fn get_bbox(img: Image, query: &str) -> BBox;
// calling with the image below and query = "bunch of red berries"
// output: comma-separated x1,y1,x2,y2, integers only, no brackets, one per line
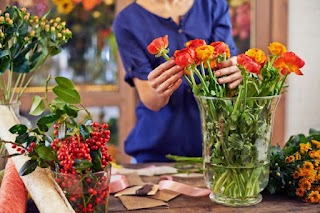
51,121,112,213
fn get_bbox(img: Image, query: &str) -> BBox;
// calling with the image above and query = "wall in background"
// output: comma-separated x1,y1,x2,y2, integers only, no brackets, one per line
286,0,320,139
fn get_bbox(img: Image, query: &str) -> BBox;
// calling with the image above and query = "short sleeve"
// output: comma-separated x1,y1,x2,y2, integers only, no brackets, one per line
113,13,152,87
212,0,238,56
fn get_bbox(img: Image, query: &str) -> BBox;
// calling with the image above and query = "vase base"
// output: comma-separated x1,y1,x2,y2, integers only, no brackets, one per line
209,192,262,207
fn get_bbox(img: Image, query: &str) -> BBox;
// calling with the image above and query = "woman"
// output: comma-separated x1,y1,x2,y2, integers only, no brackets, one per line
113,0,242,162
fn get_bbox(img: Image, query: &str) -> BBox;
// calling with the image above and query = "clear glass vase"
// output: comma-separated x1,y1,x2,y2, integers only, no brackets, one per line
53,163,112,213
195,95,281,207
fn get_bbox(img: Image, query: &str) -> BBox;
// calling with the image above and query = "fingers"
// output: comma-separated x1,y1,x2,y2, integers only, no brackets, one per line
148,60,184,97
215,56,242,88
148,59,176,80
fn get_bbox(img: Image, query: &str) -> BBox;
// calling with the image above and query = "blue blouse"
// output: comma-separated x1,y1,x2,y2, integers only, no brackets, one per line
113,0,238,162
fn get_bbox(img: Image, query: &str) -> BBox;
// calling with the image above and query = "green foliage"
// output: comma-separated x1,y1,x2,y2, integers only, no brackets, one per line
0,5,72,104
6,76,94,176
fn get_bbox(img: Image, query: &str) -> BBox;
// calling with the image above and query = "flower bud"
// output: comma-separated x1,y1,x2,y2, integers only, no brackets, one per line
0,17,3,22
5,13,9,18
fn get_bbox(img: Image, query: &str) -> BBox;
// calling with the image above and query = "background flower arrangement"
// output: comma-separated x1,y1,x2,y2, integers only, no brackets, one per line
0,5,72,104
147,35,305,205
268,129,320,204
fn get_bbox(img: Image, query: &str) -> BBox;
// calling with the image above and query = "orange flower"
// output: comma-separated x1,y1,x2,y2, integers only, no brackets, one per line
82,0,102,11
293,171,300,179
173,48,196,69
237,54,261,74
273,52,305,75
268,42,287,55
300,142,312,154
308,191,320,203
195,45,214,62
210,41,230,58
295,188,305,197
311,140,320,149
303,161,314,171
285,155,295,163
245,48,267,65
299,179,312,190
147,35,169,55
185,39,206,50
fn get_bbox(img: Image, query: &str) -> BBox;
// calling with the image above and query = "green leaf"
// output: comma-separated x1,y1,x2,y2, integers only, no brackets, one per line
55,76,75,89
64,104,79,118
19,159,38,176
37,146,56,161
0,56,11,74
37,113,59,125
74,159,92,171
15,132,29,144
52,86,80,104
79,124,90,140
9,124,28,134
29,96,45,116
90,150,102,171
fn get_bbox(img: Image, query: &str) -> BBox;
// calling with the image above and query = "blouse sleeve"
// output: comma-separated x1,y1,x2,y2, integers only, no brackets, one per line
113,13,152,87
212,0,238,56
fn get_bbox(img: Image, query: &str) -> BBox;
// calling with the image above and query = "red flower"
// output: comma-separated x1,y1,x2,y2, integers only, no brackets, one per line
185,39,206,50
210,41,230,58
237,54,261,74
173,48,196,69
273,52,305,75
147,35,169,55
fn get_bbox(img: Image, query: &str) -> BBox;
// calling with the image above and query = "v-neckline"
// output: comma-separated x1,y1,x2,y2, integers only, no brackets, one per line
133,1,195,26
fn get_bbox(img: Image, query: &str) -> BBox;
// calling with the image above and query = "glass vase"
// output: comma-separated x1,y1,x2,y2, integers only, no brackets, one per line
53,164,112,213
195,95,281,207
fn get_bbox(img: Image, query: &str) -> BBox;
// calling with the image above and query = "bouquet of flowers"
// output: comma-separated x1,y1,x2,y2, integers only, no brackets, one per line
268,129,320,204
1,76,113,212
0,5,72,104
147,35,305,205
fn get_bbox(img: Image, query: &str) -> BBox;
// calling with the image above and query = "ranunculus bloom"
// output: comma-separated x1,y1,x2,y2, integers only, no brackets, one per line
273,52,305,75
210,41,230,58
174,48,196,69
195,45,214,62
185,39,206,50
268,42,287,55
237,54,261,74
147,35,169,55
245,48,267,65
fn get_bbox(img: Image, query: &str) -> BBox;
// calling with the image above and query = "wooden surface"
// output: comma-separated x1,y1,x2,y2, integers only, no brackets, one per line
108,164,319,213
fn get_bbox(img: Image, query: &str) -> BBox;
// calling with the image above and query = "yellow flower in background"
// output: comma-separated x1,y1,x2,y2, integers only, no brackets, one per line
303,161,314,171
53,0,74,14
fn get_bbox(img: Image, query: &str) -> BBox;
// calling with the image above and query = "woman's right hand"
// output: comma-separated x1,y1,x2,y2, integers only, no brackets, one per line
133,59,184,111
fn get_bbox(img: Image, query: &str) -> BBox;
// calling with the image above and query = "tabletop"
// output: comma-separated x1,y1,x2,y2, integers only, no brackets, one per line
108,163,319,213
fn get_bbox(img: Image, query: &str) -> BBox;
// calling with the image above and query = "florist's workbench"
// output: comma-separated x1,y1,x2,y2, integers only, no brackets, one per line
108,163,319,213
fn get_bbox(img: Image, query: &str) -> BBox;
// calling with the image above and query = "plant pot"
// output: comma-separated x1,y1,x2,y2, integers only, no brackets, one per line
53,164,112,213
195,95,281,206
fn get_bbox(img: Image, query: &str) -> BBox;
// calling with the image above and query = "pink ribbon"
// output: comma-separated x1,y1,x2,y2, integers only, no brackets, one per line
109,175,129,193
159,180,211,197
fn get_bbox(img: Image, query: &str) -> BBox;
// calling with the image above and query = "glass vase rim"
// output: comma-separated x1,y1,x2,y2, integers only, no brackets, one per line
52,163,112,177
194,94,282,100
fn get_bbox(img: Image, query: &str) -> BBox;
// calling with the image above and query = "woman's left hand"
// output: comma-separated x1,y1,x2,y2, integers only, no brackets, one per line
214,56,242,89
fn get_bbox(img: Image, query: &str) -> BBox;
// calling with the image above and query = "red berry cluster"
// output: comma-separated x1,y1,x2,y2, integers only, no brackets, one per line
51,122,112,212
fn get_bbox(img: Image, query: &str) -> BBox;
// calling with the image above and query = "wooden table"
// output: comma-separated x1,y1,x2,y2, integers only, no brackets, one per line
108,164,319,213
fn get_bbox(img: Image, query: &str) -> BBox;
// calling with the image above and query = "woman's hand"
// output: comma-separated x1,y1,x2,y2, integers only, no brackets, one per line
133,59,184,111
148,59,184,97
214,56,242,89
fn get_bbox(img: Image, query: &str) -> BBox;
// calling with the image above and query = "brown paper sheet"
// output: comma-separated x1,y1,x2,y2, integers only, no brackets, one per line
119,196,168,210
